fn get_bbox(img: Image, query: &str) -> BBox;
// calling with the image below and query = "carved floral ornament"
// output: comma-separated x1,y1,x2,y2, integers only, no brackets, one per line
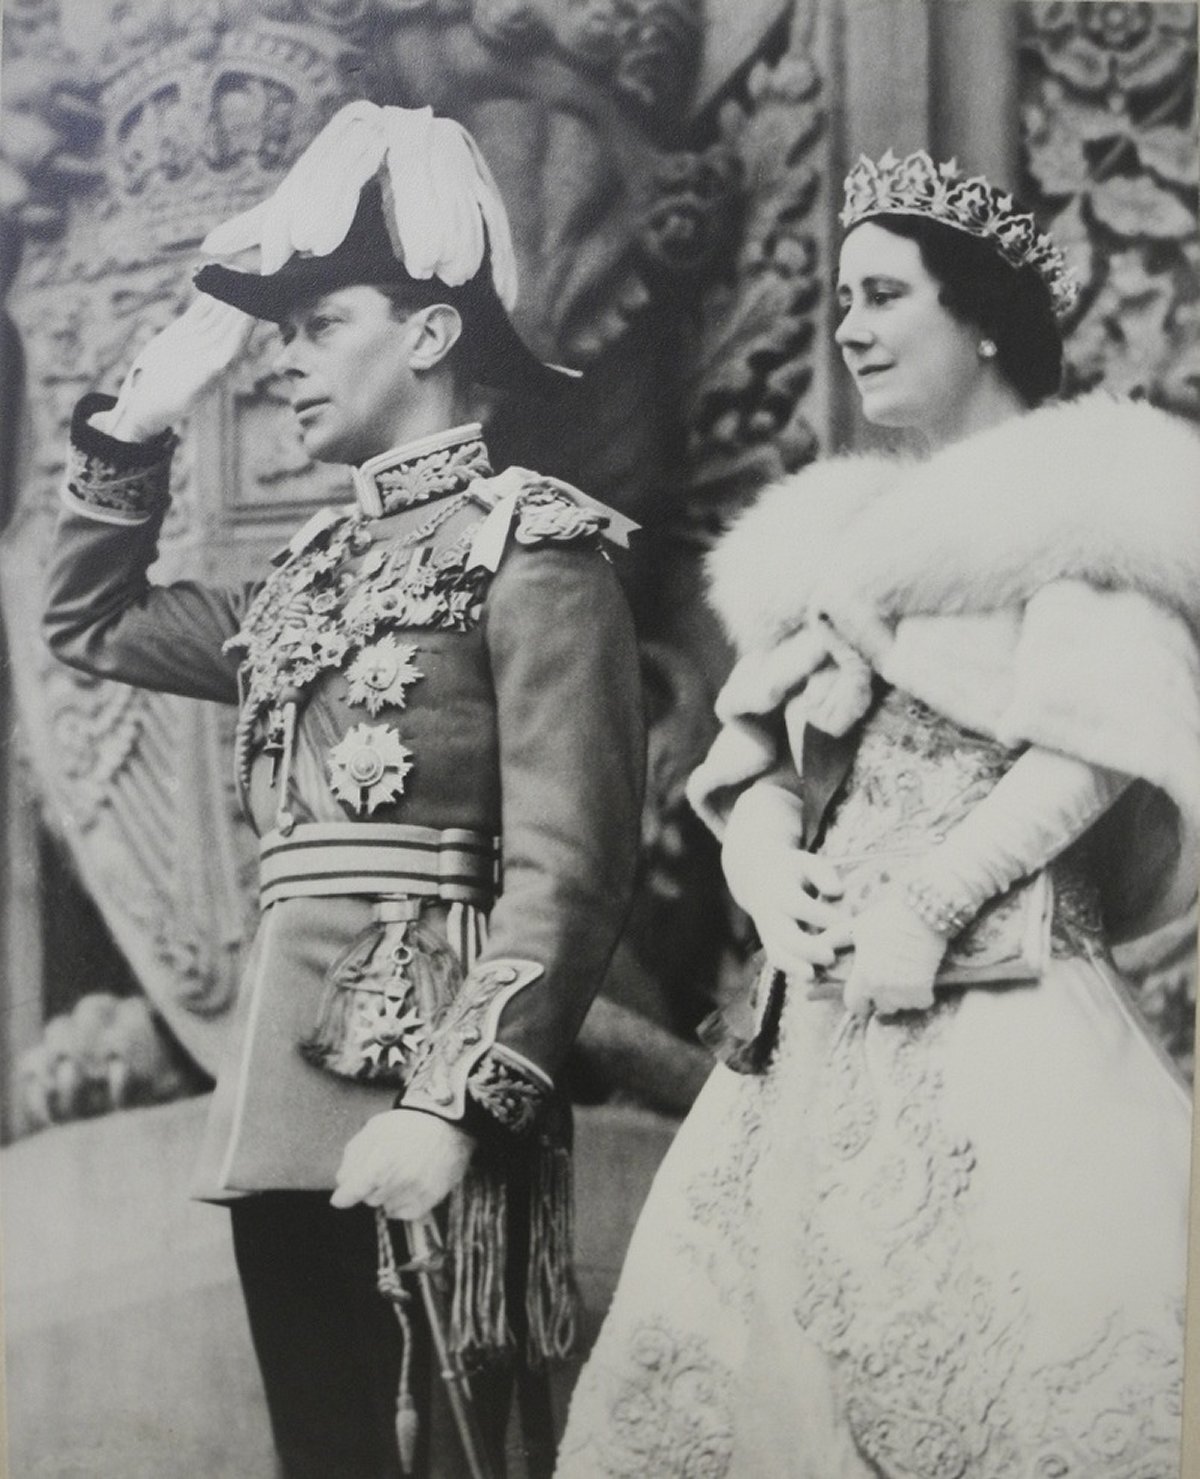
1026,1,1196,92
1016,2,1200,1058
1019,2,1199,415
681,38,827,511
78,0,702,124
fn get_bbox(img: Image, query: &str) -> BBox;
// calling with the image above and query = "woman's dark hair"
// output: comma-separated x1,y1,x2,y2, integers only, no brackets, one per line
850,212,1064,407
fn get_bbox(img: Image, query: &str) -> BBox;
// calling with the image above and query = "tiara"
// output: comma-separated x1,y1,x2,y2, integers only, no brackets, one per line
840,150,1079,319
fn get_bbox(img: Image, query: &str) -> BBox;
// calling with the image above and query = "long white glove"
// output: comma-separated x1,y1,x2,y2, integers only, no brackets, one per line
843,893,946,1017
721,779,852,978
90,296,255,443
844,747,1131,1017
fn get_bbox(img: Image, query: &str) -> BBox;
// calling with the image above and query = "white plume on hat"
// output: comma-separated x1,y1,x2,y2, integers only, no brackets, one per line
200,101,520,311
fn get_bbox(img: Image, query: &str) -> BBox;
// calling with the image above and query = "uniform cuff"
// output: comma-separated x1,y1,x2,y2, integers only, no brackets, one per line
63,393,176,526
399,958,545,1125
466,1044,554,1136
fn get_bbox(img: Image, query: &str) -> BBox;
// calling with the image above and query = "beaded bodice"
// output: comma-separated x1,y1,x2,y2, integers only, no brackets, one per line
820,689,1017,858
820,689,1107,958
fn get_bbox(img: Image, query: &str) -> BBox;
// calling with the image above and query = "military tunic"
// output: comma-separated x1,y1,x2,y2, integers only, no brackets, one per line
44,398,646,1370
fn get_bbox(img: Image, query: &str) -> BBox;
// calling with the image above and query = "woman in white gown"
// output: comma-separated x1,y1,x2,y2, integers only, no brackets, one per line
556,151,1200,1478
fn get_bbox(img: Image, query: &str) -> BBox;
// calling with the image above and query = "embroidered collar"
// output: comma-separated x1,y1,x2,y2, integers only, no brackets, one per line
351,423,492,518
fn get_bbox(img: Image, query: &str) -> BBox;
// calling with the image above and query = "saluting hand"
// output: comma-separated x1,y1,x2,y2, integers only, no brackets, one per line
95,295,255,442
330,1107,475,1221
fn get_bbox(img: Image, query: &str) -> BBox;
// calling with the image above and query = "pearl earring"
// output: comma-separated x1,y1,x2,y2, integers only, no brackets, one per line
978,338,998,360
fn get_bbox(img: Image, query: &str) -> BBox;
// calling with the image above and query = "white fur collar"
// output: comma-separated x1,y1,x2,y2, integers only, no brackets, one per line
707,393,1200,655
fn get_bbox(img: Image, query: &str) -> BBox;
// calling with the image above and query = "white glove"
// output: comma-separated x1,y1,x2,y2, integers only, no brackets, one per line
722,781,852,978
845,748,1131,1018
330,1107,475,1220
92,295,255,442
907,748,1130,924
843,890,947,1018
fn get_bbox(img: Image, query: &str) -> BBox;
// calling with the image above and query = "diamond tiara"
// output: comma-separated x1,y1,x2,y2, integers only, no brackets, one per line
840,150,1079,320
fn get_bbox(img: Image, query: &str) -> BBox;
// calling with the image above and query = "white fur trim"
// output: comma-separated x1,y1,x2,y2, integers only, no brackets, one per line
697,394,1200,928
708,394,1200,652
706,456,893,652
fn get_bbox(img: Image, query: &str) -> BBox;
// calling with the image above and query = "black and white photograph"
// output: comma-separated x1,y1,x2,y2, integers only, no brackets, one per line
1,1,1198,1475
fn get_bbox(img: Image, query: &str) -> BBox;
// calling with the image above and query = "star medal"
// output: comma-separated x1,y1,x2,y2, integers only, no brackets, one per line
328,723,414,814
345,637,423,716
362,992,425,1075
361,934,427,1074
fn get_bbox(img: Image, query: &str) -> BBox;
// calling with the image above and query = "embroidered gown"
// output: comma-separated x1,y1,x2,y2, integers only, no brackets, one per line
556,689,1190,1479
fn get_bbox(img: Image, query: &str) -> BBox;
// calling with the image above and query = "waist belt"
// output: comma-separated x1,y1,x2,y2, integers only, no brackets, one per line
259,822,500,910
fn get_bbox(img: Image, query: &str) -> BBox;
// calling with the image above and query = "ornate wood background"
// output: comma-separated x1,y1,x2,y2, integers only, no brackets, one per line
1,0,1196,1134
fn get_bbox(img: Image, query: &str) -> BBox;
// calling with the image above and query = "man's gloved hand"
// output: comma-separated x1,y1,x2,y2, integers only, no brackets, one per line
843,889,948,1018
92,295,255,442
722,781,852,980
330,1107,475,1220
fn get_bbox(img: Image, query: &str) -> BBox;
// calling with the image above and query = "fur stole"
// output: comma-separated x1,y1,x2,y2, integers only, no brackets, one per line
691,393,1200,934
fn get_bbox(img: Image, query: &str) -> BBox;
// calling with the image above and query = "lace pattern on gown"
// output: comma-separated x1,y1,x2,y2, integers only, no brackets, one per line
558,688,1182,1479
674,1071,770,1315
554,1070,761,1476
817,691,1017,859
776,995,1183,1478
769,694,1180,1477
821,691,1106,962
579,1322,736,1478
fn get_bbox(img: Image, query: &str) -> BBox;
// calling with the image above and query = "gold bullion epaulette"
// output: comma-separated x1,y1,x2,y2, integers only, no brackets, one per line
465,467,639,572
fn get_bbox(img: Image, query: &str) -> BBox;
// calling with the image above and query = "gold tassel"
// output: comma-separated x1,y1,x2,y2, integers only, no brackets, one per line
393,1318,420,1476
447,1160,515,1364
525,1104,581,1366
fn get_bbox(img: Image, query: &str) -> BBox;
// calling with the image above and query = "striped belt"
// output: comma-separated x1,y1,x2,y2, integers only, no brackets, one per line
259,822,500,910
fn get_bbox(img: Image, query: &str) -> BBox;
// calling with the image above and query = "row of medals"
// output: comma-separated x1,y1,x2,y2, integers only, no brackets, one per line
226,490,486,816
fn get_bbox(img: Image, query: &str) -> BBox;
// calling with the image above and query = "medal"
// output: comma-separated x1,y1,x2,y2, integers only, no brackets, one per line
345,637,424,715
328,723,414,814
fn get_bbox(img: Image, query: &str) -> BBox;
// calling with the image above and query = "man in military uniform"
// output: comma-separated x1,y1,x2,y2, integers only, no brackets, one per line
44,102,645,1479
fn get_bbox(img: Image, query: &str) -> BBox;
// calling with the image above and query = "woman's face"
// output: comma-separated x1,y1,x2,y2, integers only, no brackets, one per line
835,222,990,441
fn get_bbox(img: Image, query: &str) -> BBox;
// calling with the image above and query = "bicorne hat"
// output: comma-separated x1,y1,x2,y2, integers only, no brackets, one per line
194,102,578,400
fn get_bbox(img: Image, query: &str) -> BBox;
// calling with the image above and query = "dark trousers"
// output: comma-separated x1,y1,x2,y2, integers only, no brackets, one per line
230,1192,516,1479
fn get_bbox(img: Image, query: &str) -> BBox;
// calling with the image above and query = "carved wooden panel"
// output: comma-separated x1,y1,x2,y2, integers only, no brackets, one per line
1017,0,1198,1065
1019,1,1200,416
1,5,356,1070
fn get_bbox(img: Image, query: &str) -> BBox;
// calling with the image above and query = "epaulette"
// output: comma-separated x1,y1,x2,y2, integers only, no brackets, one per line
513,479,608,548
466,467,638,572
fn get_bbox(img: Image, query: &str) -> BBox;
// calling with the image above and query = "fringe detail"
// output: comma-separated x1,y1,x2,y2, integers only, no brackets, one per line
444,1100,582,1370
525,1105,581,1366
448,1159,515,1364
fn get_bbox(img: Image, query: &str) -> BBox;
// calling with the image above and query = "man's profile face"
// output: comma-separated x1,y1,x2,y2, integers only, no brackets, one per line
273,285,417,466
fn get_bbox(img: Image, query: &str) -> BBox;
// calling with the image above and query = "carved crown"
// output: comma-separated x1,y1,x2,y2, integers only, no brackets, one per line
99,18,350,254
